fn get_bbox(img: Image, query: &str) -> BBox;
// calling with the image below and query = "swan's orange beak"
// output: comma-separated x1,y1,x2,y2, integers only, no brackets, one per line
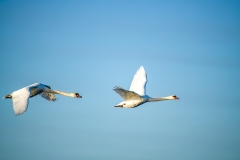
173,95,179,100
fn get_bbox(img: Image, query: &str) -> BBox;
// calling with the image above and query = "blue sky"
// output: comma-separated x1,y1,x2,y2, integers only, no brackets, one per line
0,0,240,159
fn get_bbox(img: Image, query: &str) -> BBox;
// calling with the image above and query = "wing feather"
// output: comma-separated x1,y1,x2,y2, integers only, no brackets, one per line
12,88,30,115
113,86,141,100
129,66,147,96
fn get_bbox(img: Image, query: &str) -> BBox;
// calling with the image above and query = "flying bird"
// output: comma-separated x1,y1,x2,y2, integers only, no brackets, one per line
113,66,179,108
3,83,82,115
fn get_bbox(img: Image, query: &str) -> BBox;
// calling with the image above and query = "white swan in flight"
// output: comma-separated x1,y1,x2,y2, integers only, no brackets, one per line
3,83,82,115
113,66,179,108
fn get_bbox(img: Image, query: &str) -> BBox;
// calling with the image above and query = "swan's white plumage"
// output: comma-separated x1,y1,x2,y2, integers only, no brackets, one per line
4,83,81,115
113,66,179,108
10,83,56,115
12,87,30,115
129,66,147,96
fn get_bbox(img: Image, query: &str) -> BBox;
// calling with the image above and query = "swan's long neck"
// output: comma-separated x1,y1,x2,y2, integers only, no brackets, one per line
44,89,74,97
147,96,173,102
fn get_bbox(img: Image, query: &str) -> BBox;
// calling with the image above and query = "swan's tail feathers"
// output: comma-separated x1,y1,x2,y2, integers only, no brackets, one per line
114,105,123,108
3,95,12,99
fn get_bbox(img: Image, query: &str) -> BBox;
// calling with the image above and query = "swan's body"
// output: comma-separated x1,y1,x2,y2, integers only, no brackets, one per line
113,66,179,108
3,83,82,115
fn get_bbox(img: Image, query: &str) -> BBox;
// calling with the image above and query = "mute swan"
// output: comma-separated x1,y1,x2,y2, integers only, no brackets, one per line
3,83,82,115
113,66,179,108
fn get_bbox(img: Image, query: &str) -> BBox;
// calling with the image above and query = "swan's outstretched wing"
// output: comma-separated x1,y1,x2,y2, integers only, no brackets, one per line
40,92,57,101
12,88,31,115
129,66,147,96
113,86,142,100
28,83,57,101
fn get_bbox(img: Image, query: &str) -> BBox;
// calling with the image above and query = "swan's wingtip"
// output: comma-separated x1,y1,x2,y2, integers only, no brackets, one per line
113,86,122,90
52,98,59,102
138,66,145,72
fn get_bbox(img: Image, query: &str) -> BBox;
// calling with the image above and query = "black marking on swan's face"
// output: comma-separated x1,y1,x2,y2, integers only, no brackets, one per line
172,95,179,100
75,93,82,98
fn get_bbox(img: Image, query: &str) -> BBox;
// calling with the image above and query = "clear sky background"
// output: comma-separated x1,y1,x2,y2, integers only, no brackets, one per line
0,0,240,160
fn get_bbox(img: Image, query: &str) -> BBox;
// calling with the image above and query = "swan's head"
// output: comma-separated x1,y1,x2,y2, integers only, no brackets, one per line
171,95,179,100
164,95,179,100
72,93,82,98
